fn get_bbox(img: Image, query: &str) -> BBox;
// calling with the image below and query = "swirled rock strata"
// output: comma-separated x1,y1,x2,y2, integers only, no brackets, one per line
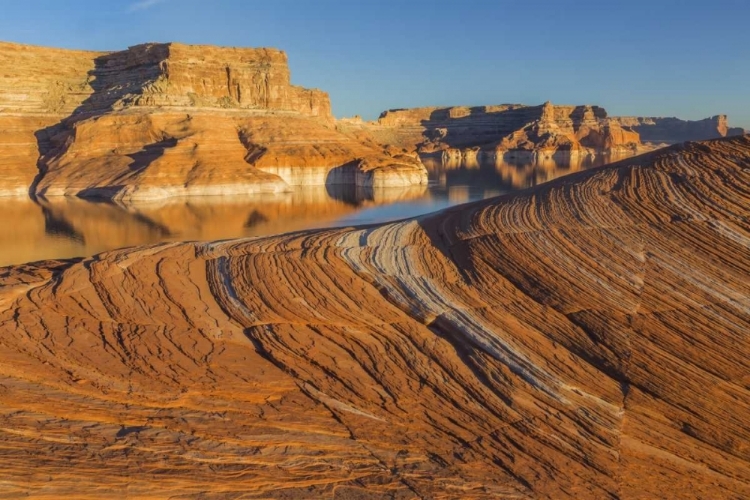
0,135,748,498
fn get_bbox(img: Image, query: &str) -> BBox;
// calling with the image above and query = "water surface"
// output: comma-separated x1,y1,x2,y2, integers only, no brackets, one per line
0,153,626,266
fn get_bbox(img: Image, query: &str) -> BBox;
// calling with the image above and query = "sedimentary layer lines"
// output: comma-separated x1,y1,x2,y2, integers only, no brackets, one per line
0,136,748,498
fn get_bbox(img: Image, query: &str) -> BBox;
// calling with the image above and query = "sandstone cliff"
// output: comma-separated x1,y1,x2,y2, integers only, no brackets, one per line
0,42,103,194
0,41,426,198
345,101,644,159
612,114,746,143
1,135,748,498
351,102,745,161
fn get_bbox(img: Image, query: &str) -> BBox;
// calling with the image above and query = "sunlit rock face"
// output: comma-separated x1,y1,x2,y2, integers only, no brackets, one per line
347,102,646,157
0,41,330,117
1,136,748,498
0,115,58,195
612,115,746,143
82,43,332,118
0,41,427,199
346,102,746,161
0,42,102,194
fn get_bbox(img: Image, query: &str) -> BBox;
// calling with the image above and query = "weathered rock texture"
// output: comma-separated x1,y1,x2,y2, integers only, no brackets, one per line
346,102,645,158
349,102,746,162
0,42,105,195
613,115,746,144
1,135,748,498
0,41,426,198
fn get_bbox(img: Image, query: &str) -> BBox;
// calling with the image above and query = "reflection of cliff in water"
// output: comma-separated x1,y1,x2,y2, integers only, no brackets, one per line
421,150,638,191
1,151,638,266
0,185,427,266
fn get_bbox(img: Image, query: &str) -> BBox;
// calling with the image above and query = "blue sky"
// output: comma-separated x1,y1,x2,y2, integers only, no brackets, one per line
2,0,748,127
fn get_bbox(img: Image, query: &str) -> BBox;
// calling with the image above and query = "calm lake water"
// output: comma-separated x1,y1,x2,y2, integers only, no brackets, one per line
0,154,622,266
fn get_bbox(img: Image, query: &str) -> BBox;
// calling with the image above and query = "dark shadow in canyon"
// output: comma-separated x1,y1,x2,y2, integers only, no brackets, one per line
325,181,375,206
30,45,175,196
418,105,537,151
126,137,178,172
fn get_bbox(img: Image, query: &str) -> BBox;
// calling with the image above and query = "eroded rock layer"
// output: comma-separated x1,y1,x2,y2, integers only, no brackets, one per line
350,102,745,162
612,115,746,144
1,136,748,498
0,41,426,198
349,102,645,157
0,41,328,118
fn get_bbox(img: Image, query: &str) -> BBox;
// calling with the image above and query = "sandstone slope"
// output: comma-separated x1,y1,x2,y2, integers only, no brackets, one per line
1,136,749,498
0,41,427,198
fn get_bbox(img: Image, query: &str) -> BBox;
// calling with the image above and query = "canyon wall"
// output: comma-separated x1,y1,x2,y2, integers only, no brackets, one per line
0,42,103,194
346,101,644,159
0,41,426,198
0,41,329,117
613,115,746,143
351,102,746,161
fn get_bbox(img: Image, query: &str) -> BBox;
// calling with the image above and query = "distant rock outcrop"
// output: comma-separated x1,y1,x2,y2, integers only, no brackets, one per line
612,115,745,144
0,41,426,199
1,135,748,498
348,102,745,162
348,102,644,159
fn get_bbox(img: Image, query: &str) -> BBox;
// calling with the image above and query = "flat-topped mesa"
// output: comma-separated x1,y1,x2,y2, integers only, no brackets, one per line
77,43,332,119
359,102,643,159
0,41,427,199
0,41,331,119
612,114,746,144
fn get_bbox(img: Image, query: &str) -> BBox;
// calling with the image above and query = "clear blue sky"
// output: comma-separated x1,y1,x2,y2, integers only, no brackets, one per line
2,0,748,127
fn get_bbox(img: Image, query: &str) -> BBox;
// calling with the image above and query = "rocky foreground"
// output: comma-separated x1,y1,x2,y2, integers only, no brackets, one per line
0,135,748,498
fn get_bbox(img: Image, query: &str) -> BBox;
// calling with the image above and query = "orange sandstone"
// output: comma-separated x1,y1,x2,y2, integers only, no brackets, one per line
0,136,748,498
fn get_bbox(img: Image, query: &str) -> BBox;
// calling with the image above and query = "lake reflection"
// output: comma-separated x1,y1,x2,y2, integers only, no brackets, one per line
0,152,633,266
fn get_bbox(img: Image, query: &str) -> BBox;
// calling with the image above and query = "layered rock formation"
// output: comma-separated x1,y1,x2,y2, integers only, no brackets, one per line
613,115,746,144
348,102,746,162
345,102,645,159
1,135,748,498
0,42,104,195
0,41,426,198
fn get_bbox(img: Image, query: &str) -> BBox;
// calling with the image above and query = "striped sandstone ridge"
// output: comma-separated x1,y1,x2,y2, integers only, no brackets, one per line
0,41,426,198
1,136,749,498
